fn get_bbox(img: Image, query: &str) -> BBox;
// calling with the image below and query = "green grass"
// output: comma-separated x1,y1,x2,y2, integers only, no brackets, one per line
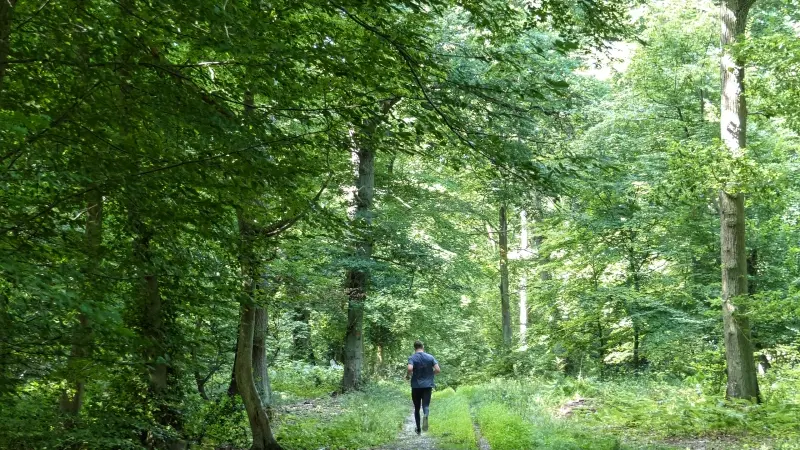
461,380,641,449
429,388,478,449
275,382,408,450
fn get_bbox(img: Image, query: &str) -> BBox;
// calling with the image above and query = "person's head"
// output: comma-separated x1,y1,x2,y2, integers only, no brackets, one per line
414,340,424,351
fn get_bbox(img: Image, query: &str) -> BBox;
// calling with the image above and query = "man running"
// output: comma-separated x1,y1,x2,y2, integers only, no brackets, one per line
406,340,440,435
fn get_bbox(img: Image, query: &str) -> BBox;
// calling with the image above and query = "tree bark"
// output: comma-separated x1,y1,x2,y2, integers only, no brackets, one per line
719,0,760,402
499,205,512,347
253,306,272,408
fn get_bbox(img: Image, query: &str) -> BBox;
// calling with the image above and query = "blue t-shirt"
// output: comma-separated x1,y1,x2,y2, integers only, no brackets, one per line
408,352,438,389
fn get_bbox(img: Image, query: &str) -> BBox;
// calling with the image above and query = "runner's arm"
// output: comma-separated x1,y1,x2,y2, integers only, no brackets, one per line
406,363,413,379
433,364,441,374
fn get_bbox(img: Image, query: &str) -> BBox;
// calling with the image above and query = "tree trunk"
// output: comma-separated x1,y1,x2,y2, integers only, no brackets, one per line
253,306,272,408
519,210,528,346
719,0,760,402
596,321,606,363
291,307,314,362
236,212,281,450
61,190,103,416
719,192,760,401
134,231,168,394
341,99,397,392
227,334,239,397
0,0,16,95
0,288,10,397
342,144,374,392
235,304,281,450
499,205,512,347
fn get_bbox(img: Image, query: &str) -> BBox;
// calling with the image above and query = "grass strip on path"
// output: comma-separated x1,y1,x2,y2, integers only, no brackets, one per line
428,388,479,449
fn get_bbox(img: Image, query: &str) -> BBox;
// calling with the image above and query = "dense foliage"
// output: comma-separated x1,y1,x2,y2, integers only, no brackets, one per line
1,0,799,449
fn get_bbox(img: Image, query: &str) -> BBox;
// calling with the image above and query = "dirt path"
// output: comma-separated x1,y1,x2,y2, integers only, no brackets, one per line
373,413,438,450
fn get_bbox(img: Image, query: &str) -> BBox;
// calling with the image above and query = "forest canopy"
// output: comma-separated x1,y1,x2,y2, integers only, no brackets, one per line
1,0,799,449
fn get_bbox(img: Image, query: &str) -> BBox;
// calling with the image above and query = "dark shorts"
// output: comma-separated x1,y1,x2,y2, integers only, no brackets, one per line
411,387,432,408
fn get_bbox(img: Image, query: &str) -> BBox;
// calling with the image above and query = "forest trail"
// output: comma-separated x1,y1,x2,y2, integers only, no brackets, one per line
373,412,439,450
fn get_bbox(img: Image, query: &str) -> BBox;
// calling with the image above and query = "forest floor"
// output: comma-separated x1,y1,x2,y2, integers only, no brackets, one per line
271,378,799,450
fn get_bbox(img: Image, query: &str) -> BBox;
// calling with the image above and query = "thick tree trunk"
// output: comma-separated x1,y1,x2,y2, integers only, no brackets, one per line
61,190,103,416
719,192,760,401
341,100,397,392
342,144,374,392
236,212,280,450
253,306,272,408
719,0,760,402
499,205,512,347
0,0,16,95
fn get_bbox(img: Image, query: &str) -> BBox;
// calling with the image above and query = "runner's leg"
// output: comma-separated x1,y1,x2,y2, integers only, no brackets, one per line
421,387,432,431
421,387,432,417
411,388,422,432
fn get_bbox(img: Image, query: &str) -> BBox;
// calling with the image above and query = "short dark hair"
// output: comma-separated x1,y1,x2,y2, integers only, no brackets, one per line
414,340,424,350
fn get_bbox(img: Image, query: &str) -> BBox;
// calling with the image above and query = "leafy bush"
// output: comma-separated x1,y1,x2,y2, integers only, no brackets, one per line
271,361,342,401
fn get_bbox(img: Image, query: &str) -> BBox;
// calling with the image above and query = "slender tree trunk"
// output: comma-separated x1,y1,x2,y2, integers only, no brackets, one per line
253,306,272,408
630,268,642,371
291,307,314,362
719,0,760,402
61,190,103,416
0,288,10,397
227,334,240,397
60,0,99,418
519,211,528,346
236,211,280,450
596,320,606,377
235,305,281,450
0,0,16,95
499,205,512,347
